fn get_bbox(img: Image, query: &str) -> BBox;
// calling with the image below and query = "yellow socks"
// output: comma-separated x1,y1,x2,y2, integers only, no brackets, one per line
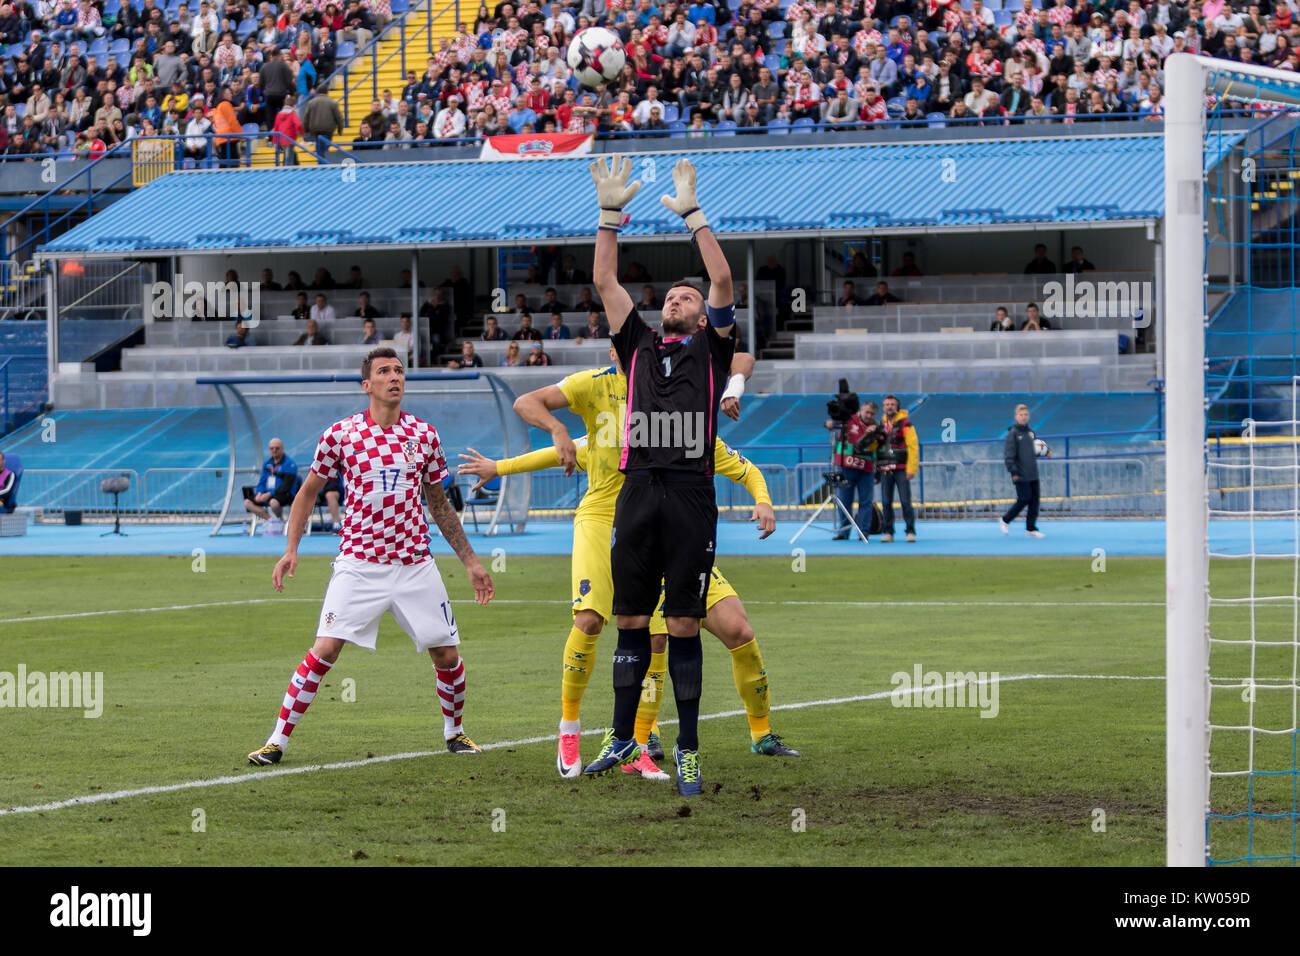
730,639,771,743
633,650,667,746
560,625,599,725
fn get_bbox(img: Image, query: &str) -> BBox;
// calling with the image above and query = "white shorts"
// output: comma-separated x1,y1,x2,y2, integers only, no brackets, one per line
317,554,460,652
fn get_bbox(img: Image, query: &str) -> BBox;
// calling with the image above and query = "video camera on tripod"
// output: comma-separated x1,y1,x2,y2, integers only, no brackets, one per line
823,378,860,487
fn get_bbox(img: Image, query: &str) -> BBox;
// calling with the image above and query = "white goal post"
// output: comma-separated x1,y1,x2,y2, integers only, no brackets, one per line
1164,54,1300,867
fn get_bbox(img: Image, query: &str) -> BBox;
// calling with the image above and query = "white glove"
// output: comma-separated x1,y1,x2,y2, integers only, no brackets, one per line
659,158,708,234
590,154,642,230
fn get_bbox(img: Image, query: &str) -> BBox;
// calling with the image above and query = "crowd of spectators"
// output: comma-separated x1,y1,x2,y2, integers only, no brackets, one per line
0,0,391,159
341,0,1295,149
0,0,1289,161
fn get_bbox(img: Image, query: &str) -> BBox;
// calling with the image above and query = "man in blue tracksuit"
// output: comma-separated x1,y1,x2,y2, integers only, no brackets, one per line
1000,403,1044,538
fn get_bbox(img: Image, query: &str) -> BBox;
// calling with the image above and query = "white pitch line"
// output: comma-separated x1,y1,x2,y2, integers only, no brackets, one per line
0,598,1163,625
0,673,1163,818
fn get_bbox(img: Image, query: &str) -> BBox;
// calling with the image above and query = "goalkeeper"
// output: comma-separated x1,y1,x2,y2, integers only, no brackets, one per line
458,350,800,781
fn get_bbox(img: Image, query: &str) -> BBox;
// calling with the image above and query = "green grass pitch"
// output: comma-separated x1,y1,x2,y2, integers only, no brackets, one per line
0,552,1289,866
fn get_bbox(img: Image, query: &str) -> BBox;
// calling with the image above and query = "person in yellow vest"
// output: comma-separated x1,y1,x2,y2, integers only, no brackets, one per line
211,87,243,167
877,394,919,542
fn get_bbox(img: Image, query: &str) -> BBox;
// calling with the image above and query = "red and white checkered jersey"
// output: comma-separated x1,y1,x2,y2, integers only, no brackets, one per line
311,409,449,565
1047,4,1073,28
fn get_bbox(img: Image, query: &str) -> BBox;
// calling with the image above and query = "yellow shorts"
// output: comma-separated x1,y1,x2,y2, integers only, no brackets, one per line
649,565,738,635
571,515,614,623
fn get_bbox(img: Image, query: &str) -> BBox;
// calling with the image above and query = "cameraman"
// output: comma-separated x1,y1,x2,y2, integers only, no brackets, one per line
877,395,918,542
832,400,882,541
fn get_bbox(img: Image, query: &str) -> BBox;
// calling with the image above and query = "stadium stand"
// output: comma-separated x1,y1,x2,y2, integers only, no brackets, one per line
0,0,1279,166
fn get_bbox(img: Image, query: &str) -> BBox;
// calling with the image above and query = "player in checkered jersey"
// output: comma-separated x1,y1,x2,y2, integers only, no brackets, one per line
247,347,495,765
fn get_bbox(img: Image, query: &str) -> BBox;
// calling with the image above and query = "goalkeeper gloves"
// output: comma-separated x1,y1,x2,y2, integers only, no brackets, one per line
659,158,708,236
590,154,642,231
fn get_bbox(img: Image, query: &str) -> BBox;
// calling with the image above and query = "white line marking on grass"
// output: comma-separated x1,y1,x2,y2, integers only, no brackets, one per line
0,598,1162,625
0,673,1164,818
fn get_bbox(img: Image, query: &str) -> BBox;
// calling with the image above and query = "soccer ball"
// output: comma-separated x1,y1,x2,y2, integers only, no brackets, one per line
1033,438,1050,458
567,28,626,88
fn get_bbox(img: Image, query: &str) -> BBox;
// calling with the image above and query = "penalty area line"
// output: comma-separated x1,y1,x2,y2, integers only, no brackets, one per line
0,598,1162,625
0,673,1162,818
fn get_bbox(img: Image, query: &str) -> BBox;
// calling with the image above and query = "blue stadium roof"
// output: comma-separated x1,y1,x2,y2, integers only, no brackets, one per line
39,133,1242,258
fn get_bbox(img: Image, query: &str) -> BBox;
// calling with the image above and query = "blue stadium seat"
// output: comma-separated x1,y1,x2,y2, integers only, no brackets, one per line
926,111,947,128
237,19,257,37
336,41,355,58
103,0,121,15
668,120,687,138
14,102,23,118
714,119,737,136
115,52,131,69
89,38,108,56
663,103,678,122
767,118,790,134
182,158,196,169
241,123,259,136
391,0,410,12
886,95,906,116
993,9,1013,26
768,21,786,38
790,117,814,133
764,53,780,74
109,38,129,54
773,38,787,55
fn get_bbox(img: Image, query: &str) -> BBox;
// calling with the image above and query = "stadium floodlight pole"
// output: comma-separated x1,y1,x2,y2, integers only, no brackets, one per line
1164,51,1211,869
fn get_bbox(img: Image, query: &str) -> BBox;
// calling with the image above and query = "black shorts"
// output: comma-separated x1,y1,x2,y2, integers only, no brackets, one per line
611,471,717,619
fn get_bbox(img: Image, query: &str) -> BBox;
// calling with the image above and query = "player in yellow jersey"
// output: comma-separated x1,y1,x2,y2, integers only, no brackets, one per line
459,349,800,779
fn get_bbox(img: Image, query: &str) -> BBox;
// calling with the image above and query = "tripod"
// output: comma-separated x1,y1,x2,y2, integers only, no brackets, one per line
790,426,869,545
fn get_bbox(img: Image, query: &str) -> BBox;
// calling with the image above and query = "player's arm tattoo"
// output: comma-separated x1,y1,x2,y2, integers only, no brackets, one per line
423,480,478,567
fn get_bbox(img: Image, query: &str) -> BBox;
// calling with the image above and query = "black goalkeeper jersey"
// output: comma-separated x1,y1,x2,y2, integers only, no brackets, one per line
612,306,736,475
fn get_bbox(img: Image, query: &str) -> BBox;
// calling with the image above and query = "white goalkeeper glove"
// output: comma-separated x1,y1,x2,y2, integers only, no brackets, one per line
590,154,642,231
659,158,708,235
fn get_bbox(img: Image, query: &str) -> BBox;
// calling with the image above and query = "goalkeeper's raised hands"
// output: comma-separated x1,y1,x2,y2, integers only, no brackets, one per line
591,154,642,230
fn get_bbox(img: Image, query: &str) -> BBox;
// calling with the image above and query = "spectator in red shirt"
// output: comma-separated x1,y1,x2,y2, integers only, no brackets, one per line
891,252,922,277
524,76,549,114
271,93,303,163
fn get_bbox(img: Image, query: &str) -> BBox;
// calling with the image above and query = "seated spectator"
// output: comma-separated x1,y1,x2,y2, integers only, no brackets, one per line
1023,243,1057,274
637,284,661,311
574,287,599,313
557,254,588,284
242,437,297,523
357,318,380,345
736,101,766,132
1020,302,1052,331
1064,246,1096,274
419,287,454,352
622,262,653,283
838,280,858,306
449,340,484,369
341,266,366,290
481,315,508,341
0,452,17,513
576,310,608,342
823,88,858,128
290,292,310,321
294,319,329,345
285,272,307,291
963,77,999,119
990,307,1015,332
640,105,669,136
892,252,923,277
225,319,257,347
499,340,524,367
525,341,552,366
259,269,281,292
310,294,336,323
545,311,571,339
847,252,877,278
393,313,415,364
513,312,543,341
311,268,337,289
354,291,380,320
863,281,900,305
541,287,568,311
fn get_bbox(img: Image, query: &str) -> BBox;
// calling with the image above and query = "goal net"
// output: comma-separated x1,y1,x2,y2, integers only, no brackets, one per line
200,371,532,536
1166,54,1300,867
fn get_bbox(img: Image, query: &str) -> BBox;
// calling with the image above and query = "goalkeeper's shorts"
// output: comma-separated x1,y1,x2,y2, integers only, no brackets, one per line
648,565,739,635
